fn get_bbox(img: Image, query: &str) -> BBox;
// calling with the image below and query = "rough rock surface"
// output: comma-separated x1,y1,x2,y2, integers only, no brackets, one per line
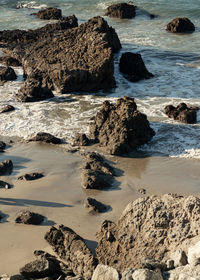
105,3,136,19
84,197,109,213
82,169,113,189
163,264,200,280
32,7,62,20
73,133,90,146
132,269,163,280
164,103,198,124
0,105,15,113
29,132,61,144
0,160,13,175
170,249,188,268
0,56,22,66
45,225,98,279
188,241,200,267
96,194,200,273
0,66,17,82
15,211,45,225
17,172,44,181
83,153,114,176
91,264,120,280
119,52,154,82
89,97,155,155
166,17,195,33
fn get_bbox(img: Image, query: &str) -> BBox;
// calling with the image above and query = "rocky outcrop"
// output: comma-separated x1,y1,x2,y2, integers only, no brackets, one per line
29,132,61,144
0,105,15,113
17,173,44,181
96,194,200,273
105,3,136,19
32,7,62,20
84,197,109,213
15,211,45,225
45,225,98,279
119,52,154,82
164,103,198,124
166,17,195,33
0,160,13,175
0,66,17,82
89,97,155,155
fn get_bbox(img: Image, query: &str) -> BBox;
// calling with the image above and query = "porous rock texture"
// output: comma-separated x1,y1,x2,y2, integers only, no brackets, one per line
0,66,17,82
89,96,155,155
105,3,136,19
96,194,200,273
164,103,198,124
15,211,45,225
166,17,195,33
32,7,62,20
45,225,98,279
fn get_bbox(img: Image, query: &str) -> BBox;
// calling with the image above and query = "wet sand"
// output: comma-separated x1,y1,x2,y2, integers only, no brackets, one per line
0,142,200,274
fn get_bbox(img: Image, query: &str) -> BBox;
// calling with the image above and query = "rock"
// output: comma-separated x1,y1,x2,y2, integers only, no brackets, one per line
17,172,44,181
170,249,188,267
166,259,175,270
0,66,17,82
45,225,98,279
29,132,61,144
92,264,120,280
0,105,15,113
73,133,90,146
0,180,12,189
132,269,163,280
15,210,45,225
141,257,167,271
188,241,200,267
0,160,13,175
138,188,146,195
10,275,25,280
163,264,200,280
82,169,112,189
119,52,154,82
84,197,109,213
105,3,136,19
121,268,135,280
0,56,22,66
164,103,197,124
0,141,6,151
32,7,62,20
83,156,114,176
89,97,155,155
96,194,200,273
166,17,195,33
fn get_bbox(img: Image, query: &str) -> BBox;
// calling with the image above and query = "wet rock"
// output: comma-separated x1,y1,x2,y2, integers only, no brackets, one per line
119,52,154,82
96,194,200,273
84,197,109,213
166,17,195,33
32,7,62,20
105,3,136,19
45,225,98,279
0,66,17,82
188,241,200,267
15,210,45,225
0,56,22,66
170,249,188,267
89,97,155,155
29,132,61,144
0,180,12,189
92,264,120,280
0,141,6,151
82,169,112,190
73,133,90,146
164,103,198,124
17,172,44,181
0,105,15,113
84,155,114,176
0,160,13,175
132,269,163,280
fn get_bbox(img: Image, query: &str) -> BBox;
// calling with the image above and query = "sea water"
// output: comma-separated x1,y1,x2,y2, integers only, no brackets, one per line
0,0,200,158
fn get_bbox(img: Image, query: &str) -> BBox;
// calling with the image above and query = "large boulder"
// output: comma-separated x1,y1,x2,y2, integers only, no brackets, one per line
166,17,195,33
0,66,17,82
32,7,62,20
105,3,136,19
119,52,154,82
45,225,98,279
89,96,155,155
164,103,198,124
96,194,200,273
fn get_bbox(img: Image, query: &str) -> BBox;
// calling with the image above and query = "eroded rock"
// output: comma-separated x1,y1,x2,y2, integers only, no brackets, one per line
84,197,109,213
0,160,13,175
17,172,44,181
82,169,112,190
164,103,198,124
0,141,6,151
0,66,17,82
105,3,136,19
166,17,195,33
15,211,45,225
83,154,114,176
29,132,61,144
73,133,90,146
32,7,62,20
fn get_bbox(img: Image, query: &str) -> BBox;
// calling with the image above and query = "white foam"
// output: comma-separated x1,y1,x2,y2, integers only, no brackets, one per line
16,1,48,9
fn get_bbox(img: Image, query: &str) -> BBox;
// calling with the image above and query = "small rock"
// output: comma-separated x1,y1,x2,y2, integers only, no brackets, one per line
82,169,112,189
132,269,163,280
84,158,114,176
29,132,61,144
0,56,22,67
166,17,195,33
0,105,15,113
188,241,200,267
32,7,62,20
105,3,136,19
15,211,45,225
0,141,6,151
0,66,17,82
18,172,44,181
138,188,146,195
0,180,12,189
84,197,109,213
73,133,90,146
92,264,120,280
164,103,197,124
0,160,13,175
171,249,188,267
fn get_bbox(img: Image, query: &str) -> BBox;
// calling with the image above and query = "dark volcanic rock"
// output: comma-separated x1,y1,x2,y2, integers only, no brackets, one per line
164,103,198,124
0,160,13,175
84,197,109,213
166,17,195,33
119,52,154,82
0,141,6,151
32,7,62,20
73,133,90,146
18,172,44,181
82,169,112,190
15,210,45,225
45,225,98,279
0,56,22,66
0,66,17,82
0,105,15,113
105,3,136,19
89,96,155,155
29,132,61,144
0,180,12,189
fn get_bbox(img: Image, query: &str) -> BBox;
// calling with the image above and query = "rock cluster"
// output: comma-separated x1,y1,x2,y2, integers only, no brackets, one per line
164,103,198,124
166,17,195,33
105,3,136,19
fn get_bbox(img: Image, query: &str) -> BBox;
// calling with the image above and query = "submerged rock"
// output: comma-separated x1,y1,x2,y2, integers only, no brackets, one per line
119,52,154,82
29,132,61,144
89,96,155,155
17,172,44,181
105,3,136,19
0,66,17,82
166,17,195,33
84,197,109,213
0,105,15,113
32,7,62,20
0,160,13,175
164,103,198,124
15,211,45,225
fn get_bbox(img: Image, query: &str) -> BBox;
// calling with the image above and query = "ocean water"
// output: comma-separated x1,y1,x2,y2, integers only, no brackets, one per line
0,0,200,158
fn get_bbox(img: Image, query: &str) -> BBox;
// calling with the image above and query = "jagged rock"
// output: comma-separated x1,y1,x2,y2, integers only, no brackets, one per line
119,52,154,82
132,269,163,280
73,133,90,146
83,155,114,176
0,56,22,66
166,17,195,33
105,3,136,19
15,210,45,225
0,105,15,113
188,241,200,267
164,103,197,124
0,160,13,175
82,169,112,189
17,172,44,181
84,197,109,213
32,7,62,20
121,268,135,280
91,264,120,280
89,97,155,155
29,132,61,144
0,141,6,151
45,225,98,279
170,249,188,267
0,66,17,82
96,194,200,273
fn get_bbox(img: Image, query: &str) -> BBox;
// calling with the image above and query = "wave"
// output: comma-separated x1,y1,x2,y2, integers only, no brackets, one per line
16,1,48,9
